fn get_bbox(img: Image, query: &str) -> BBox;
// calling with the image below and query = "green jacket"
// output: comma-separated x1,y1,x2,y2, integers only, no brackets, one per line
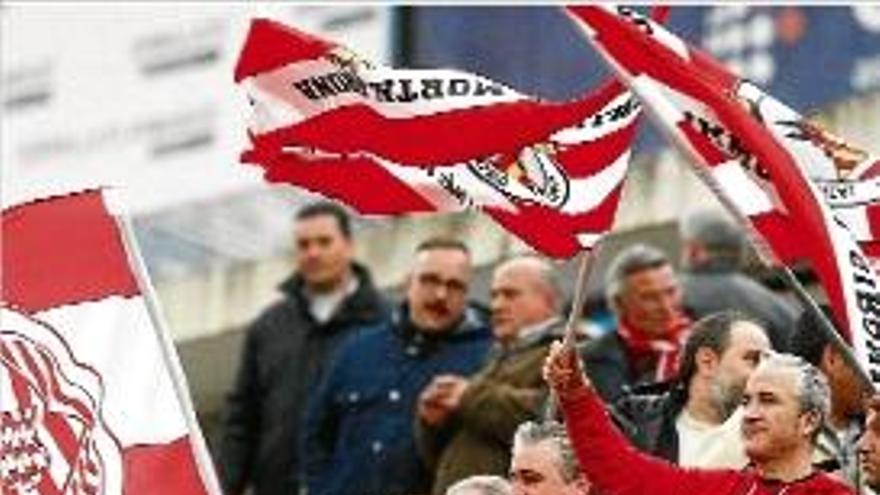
416,319,564,495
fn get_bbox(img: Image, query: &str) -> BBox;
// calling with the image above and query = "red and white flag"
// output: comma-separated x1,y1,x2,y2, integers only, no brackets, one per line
235,19,649,258
568,5,880,385
1,190,221,494
570,5,880,260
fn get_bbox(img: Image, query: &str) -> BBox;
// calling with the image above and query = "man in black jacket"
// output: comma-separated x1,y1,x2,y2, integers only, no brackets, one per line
580,244,693,403
612,311,770,468
218,201,388,495
680,210,798,351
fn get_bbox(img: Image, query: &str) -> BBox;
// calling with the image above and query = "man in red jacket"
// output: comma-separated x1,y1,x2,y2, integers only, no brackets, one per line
543,341,854,494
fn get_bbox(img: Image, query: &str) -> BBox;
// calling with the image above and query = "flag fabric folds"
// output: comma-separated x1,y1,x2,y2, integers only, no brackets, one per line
1,190,220,494
567,5,880,386
235,19,644,258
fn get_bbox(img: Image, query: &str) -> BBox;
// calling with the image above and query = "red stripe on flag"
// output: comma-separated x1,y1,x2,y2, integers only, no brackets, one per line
0,340,33,410
1,191,139,313
43,411,81,467
556,123,636,176
485,185,623,258
677,121,729,166
122,436,209,495
36,473,62,495
251,84,620,167
247,151,437,214
12,340,49,397
866,204,880,242
234,18,336,82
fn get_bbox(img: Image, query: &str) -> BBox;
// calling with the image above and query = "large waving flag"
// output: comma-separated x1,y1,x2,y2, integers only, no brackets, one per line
641,14,880,261
234,18,649,258
1,191,221,495
568,5,880,386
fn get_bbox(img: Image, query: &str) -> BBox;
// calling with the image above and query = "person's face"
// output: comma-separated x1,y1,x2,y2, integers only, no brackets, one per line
858,409,880,489
710,321,771,416
616,264,682,336
824,348,866,420
294,214,353,292
510,440,587,495
741,367,817,464
491,263,556,344
406,248,471,334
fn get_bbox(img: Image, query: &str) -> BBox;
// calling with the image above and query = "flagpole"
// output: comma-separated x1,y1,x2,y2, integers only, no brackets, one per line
569,17,875,390
620,78,876,392
546,244,602,420
642,96,874,392
563,244,602,349
106,191,225,495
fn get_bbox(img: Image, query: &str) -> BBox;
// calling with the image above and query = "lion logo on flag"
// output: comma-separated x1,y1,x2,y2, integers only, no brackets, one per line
1,307,122,495
779,118,871,179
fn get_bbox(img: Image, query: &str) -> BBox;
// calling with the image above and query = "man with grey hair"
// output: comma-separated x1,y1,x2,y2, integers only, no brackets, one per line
509,421,591,495
544,343,854,494
417,255,565,494
680,209,797,351
580,243,693,402
445,475,512,495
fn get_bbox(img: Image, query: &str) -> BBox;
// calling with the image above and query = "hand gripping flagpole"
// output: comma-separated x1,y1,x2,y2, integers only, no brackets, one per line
546,244,603,420
105,189,225,495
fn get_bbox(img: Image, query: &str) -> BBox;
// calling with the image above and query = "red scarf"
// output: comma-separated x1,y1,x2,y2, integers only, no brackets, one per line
617,313,692,382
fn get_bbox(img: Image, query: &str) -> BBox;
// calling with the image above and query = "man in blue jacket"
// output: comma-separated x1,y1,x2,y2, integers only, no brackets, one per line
302,237,492,495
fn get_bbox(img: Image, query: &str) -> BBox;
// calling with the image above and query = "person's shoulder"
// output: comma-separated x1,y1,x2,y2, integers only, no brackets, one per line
800,471,855,494
580,331,622,358
330,320,394,357
244,294,306,336
613,382,679,419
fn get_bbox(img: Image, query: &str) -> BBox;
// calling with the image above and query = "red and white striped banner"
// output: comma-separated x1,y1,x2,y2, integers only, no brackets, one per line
234,18,650,258
1,191,220,494
567,5,880,386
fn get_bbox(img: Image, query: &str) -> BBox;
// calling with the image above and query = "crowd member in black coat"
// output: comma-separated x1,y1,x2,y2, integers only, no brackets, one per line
580,244,693,403
611,311,771,468
217,201,388,495
680,210,798,351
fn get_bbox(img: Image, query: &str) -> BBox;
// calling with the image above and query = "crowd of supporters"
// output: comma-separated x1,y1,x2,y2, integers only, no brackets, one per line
215,200,879,495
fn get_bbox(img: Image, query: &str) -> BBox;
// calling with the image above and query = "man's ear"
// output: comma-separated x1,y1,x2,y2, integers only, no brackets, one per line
572,475,592,494
801,409,823,439
820,345,838,371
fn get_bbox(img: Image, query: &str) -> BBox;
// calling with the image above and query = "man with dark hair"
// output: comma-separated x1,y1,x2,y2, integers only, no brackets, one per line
790,306,868,488
218,200,388,495
302,238,491,495
613,311,771,467
580,243,693,402
545,346,854,495
680,210,798,351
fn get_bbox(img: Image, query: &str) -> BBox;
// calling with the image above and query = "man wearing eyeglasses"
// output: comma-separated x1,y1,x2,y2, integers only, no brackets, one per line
415,256,565,495
302,237,492,495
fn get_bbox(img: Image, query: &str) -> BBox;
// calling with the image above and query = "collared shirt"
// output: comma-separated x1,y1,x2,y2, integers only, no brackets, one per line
506,317,563,351
676,407,749,469
307,276,359,324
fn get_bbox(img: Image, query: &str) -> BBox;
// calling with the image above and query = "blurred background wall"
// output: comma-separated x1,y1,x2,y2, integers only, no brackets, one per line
3,4,879,451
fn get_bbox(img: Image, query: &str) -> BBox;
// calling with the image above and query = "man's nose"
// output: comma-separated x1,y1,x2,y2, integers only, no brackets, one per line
510,484,528,495
857,433,870,453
